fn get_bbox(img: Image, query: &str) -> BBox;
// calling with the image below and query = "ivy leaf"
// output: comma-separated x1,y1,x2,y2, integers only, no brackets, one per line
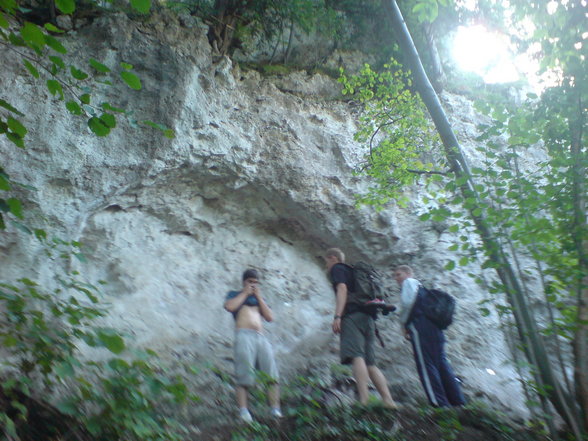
49,55,66,70
6,132,24,148
20,22,46,49
97,329,126,354
34,229,47,240
0,174,10,191
23,60,40,78
130,0,151,13
7,117,27,138
0,12,9,28
7,198,23,219
55,0,75,14
99,113,116,129
8,32,25,47
45,35,67,54
87,117,110,136
56,398,78,416
120,71,142,90
101,102,124,113
70,66,89,80
65,101,82,115
0,99,24,116
89,58,110,73
46,79,64,99
44,23,64,33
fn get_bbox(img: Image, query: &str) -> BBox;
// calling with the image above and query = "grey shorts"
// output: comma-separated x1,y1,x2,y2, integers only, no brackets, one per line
234,329,279,387
340,312,376,366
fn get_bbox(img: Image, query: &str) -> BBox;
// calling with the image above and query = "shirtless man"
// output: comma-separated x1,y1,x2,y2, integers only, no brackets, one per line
224,269,281,422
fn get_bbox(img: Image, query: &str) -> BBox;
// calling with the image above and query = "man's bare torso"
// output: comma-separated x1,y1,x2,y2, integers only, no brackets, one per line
235,304,263,332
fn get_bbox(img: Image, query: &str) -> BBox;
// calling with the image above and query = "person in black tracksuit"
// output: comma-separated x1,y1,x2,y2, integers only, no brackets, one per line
394,265,465,407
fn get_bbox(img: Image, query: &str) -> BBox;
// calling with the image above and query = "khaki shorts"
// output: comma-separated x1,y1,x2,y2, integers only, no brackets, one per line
234,329,279,387
340,312,376,365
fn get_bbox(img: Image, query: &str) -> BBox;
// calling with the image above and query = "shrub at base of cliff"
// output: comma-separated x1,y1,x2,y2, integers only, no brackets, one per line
200,374,550,441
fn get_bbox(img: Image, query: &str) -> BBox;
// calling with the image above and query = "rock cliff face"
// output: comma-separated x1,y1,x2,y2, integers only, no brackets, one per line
1,13,527,418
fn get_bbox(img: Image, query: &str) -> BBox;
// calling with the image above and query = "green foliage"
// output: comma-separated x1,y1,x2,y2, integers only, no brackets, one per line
348,0,586,436
0,0,175,232
0,238,195,440
62,354,192,441
338,60,444,207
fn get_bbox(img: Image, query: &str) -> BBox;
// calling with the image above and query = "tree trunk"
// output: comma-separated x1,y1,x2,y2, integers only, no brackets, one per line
569,90,588,432
382,0,584,437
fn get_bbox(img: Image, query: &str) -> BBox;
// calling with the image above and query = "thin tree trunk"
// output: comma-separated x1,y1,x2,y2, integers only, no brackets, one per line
569,90,588,432
382,0,584,437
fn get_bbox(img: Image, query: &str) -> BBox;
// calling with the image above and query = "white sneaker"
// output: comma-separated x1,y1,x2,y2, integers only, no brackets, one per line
239,408,253,423
270,407,283,418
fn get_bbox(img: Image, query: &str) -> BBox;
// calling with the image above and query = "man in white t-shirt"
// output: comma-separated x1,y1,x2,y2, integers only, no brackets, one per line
395,265,465,407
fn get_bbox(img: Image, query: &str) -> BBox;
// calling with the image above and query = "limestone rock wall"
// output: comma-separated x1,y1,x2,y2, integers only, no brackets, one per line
0,13,526,418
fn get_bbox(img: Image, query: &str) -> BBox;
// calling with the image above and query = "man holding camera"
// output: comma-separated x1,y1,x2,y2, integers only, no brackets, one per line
224,269,282,422
324,248,398,408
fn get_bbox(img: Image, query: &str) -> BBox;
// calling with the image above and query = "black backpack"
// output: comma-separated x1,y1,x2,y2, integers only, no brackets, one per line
344,262,396,316
348,261,384,304
418,285,456,329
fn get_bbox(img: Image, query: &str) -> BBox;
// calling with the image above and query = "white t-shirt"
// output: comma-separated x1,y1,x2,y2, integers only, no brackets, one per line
399,277,421,327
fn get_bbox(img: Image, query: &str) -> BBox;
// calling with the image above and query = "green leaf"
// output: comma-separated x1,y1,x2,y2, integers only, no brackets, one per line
0,12,9,28
120,62,133,70
80,94,91,104
459,256,469,266
65,101,82,115
444,260,456,271
87,117,110,136
89,58,111,73
46,79,64,99
55,360,76,378
97,330,126,354
49,55,66,70
8,32,25,46
0,174,10,191
45,35,67,54
120,71,142,90
101,102,124,113
130,0,151,13
100,113,116,128
70,66,88,80
6,132,24,148
23,60,40,78
7,117,27,138
0,99,23,116
20,22,46,49
56,398,78,416
7,198,23,219
55,0,75,14
44,23,64,33
163,129,175,139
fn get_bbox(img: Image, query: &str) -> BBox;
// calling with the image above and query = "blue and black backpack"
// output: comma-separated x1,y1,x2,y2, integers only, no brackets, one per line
418,286,456,329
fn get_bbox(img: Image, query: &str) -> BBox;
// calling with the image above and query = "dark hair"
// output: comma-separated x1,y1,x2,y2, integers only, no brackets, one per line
242,269,259,281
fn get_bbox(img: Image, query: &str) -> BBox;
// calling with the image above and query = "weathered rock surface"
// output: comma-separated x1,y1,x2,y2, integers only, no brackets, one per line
0,12,527,421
